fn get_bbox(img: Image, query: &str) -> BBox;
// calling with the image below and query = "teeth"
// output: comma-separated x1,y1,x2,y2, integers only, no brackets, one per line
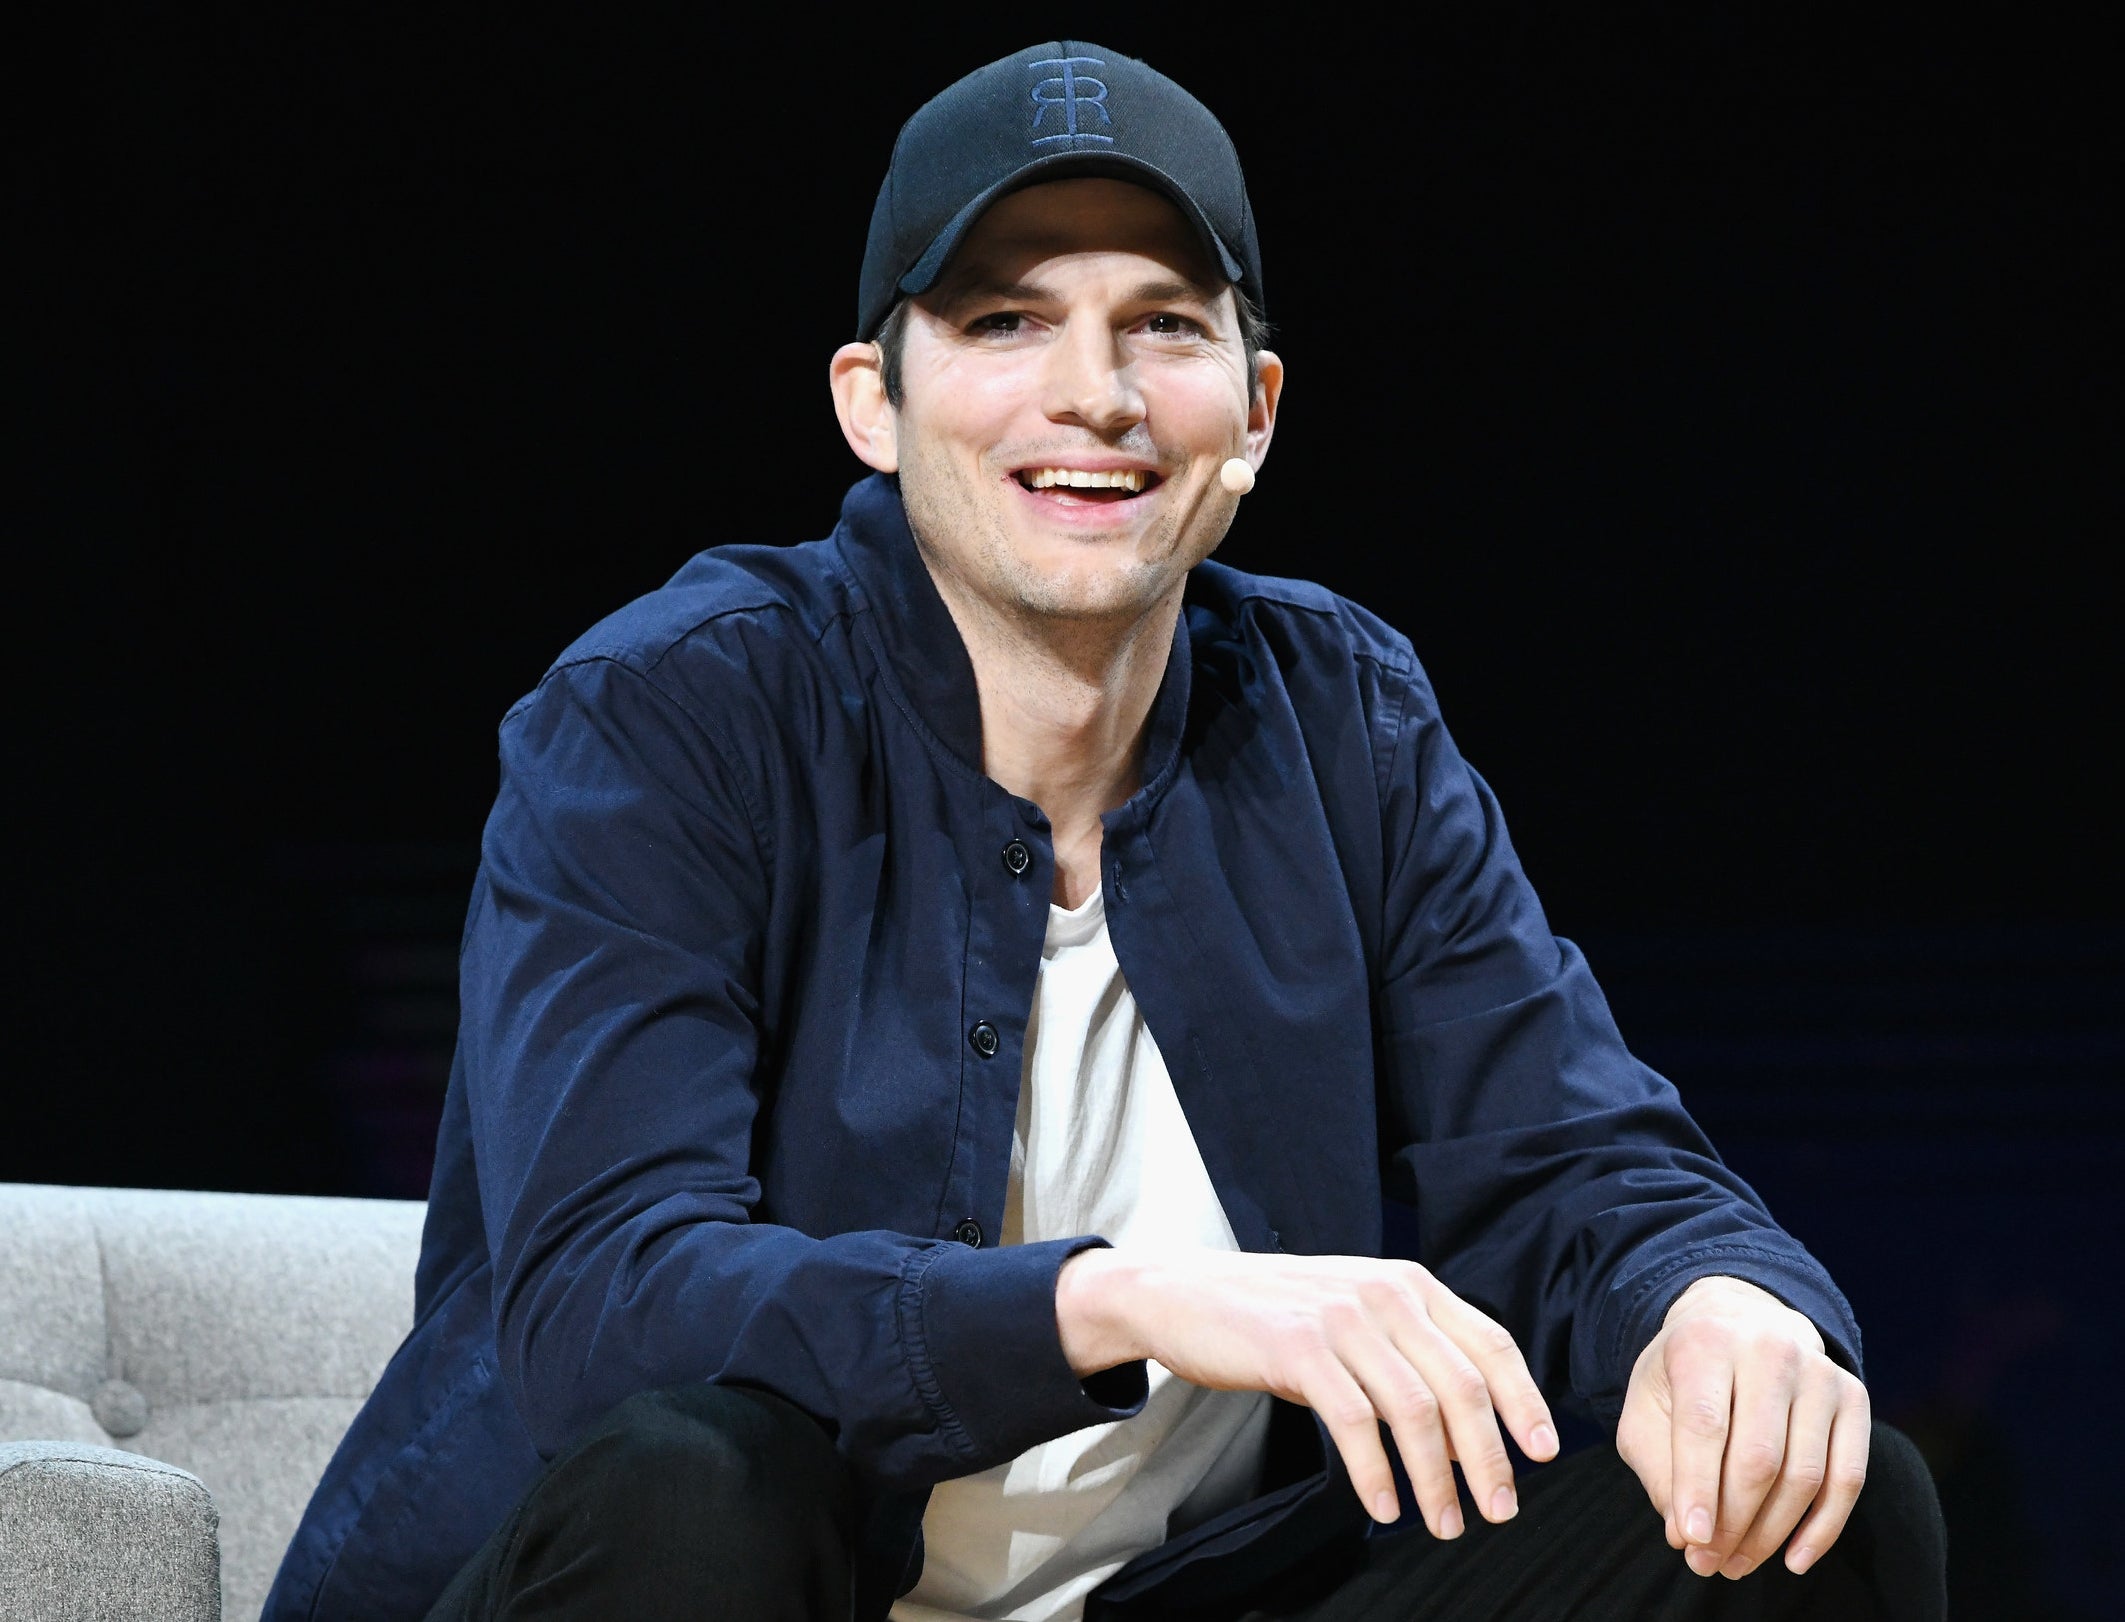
1023,467,1146,492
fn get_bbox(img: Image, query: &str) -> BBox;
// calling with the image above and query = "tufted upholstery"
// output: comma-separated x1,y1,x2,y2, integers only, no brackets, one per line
0,1184,425,1621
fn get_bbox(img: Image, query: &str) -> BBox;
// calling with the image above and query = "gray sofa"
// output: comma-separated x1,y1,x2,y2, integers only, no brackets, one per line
1,1183,425,1621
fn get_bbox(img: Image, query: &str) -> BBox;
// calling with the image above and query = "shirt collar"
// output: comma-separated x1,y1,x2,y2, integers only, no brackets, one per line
830,474,1194,817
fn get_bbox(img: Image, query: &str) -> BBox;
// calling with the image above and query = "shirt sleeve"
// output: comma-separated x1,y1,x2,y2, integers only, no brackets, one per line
1367,655,1862,1419
461,653,1144,1485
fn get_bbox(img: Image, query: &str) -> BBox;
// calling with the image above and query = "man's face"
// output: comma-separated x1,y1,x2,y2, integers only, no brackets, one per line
882,178,1280,629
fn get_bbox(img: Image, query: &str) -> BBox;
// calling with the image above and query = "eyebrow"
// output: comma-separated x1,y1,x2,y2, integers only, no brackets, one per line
1124,277,1222,307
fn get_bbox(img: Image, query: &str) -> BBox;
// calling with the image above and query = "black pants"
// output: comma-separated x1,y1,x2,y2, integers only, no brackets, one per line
425,1384,1946,1622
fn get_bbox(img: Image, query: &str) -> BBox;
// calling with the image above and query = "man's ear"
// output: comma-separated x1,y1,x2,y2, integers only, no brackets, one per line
1245,349,1284,467
830,342,899,473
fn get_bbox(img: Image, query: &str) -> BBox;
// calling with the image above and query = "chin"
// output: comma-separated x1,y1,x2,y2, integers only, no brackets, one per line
1001,556,1176,622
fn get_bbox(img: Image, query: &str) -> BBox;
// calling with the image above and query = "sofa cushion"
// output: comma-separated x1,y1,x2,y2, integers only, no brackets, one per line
133,1395,372,1619
0,1185,426,1621
0,1379,107,1446
94,1188,422,1408
0,1186,108,1405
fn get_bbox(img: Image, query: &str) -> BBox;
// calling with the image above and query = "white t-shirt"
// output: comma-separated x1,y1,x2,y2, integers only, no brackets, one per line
892,887,1270,1622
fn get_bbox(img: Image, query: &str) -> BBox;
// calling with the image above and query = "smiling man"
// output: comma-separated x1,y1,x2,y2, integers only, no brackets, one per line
267,42,1945,1622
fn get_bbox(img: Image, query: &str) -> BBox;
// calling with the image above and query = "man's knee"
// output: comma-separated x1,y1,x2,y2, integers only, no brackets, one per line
1841,1421,1946,1618
516,1383,857,1606
1857,1421,1934,1507
560,1383,848,1526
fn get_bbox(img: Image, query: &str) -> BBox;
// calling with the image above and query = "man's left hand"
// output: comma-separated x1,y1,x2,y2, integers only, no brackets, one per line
1616,1275,1870,1580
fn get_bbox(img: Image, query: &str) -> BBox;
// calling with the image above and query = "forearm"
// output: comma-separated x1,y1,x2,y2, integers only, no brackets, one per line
498,1210,1138,1485
1382,954,1860,1409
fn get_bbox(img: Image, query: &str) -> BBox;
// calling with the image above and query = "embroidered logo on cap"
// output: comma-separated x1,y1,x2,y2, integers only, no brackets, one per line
1029,57,1113,146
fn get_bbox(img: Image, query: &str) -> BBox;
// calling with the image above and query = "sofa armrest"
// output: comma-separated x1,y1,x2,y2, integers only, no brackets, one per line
0,1441,221,1622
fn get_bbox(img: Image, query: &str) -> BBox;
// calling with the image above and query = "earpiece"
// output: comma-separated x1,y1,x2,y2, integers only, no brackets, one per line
1220,457,1255,494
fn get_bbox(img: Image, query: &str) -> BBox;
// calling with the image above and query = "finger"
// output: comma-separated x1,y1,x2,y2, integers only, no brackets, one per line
1341,1327,1464,1538
1424,1285,1559,1463
1621,1426,1685,1547
1704,1341,1804,1573
1391,1315,1518,1525
1614,1387,1675,1534
1299,1355,1400,1527
1723,1375,1839,1578
1784,1383,1871,1575
1665,1332,1736,1574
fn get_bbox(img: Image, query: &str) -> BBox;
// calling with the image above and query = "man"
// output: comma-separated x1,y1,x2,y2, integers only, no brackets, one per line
267,42,1945,1622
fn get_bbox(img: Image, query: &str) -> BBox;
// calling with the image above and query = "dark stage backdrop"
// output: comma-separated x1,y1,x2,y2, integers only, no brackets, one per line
20,13,2121,1618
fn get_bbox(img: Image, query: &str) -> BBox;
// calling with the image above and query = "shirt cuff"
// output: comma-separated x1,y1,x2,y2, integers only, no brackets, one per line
1609,1243,1867,1398
897,1235,1148,1472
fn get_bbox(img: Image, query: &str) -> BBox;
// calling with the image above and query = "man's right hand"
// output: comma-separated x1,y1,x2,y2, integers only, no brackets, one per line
1055,1248,1559,1537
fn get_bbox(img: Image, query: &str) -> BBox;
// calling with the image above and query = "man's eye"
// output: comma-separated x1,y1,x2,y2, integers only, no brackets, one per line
1144,313,1199,335
969,312,1025,336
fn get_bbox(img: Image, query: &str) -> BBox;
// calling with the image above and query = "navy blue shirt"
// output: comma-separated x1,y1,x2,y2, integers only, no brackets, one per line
267,476,1859,1621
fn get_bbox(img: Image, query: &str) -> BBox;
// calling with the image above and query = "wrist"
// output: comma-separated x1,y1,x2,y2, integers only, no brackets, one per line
1669,1274,1825,1354
1055,1247,1147,1376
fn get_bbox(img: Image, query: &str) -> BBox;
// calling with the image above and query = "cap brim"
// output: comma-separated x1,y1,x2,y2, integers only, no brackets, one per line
896,150,1249,306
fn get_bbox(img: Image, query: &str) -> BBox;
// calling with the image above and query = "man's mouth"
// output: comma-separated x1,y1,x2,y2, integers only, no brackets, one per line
1012,467,1159,504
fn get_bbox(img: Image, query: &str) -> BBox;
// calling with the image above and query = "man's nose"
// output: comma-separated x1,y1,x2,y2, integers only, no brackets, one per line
1040,320,1146,436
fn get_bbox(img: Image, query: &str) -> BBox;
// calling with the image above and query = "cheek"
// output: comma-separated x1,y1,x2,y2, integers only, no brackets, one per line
912,355,1042,464
1143,365,1250,449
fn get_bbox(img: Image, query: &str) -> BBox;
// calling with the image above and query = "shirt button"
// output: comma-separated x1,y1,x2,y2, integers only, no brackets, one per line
1001,839,1032,876
969,1022,1000,1058
952,1218,983,1247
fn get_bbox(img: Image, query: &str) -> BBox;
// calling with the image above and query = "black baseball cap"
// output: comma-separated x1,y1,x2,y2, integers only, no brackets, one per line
856,42,1263,339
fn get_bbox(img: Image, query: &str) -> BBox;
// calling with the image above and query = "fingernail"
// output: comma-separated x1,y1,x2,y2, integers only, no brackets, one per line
1720,1555,1754,1580
1787,1545,1815,1575
1530,1423,1558,1456
1372,1490,1399,1524
1490,1485,1518,1522
1686,1546,1721,1577
1438,1504,1464,1539
1686,1507,1713,1545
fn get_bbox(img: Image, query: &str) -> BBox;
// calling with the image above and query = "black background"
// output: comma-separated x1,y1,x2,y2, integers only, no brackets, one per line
19,11,2121,1616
